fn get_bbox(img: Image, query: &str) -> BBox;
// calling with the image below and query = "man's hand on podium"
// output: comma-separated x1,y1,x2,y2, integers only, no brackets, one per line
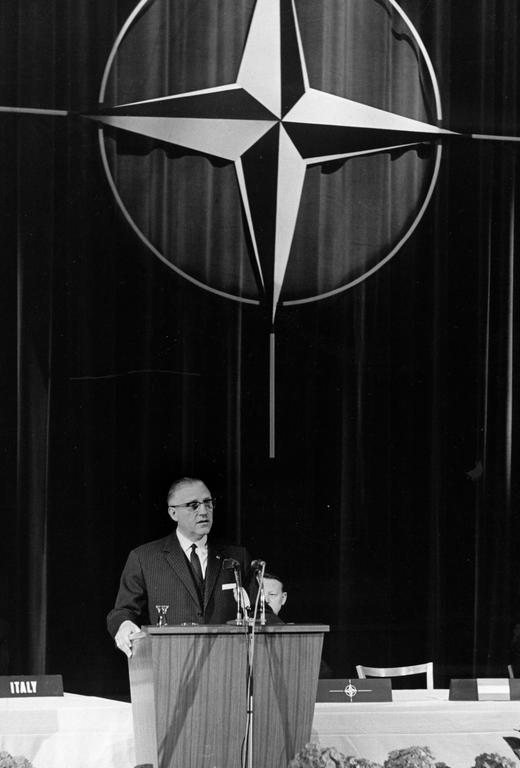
115,620,141,657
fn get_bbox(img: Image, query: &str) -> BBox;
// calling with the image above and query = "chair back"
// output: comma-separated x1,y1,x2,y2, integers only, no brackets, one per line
356,662,434,690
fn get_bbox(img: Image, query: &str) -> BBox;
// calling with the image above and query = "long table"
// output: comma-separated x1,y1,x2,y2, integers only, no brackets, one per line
0,693,134,768
313,689,520,767
1,690,519,768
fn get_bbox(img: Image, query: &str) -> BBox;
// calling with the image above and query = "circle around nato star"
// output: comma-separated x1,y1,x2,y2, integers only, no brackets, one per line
98,0,442,307
345,683,357,699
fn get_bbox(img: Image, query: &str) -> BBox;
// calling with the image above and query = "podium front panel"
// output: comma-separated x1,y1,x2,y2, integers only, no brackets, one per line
252,628,325,767
129,624,328,768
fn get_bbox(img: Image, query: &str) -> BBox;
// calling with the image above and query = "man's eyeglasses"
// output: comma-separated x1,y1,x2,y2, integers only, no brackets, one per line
168,497,216,513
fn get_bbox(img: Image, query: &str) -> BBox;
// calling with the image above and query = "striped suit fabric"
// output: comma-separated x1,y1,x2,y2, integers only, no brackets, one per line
107,532,250,636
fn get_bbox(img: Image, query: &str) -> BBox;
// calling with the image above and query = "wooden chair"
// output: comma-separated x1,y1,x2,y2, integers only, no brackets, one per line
508,664,515,679
356,662,434,690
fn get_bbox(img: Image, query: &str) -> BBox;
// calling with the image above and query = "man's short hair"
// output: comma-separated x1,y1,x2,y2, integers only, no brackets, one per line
263,572,285,591
166,477,205,505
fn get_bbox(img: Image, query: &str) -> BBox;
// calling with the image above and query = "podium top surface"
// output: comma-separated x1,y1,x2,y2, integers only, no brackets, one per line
138,623,329,636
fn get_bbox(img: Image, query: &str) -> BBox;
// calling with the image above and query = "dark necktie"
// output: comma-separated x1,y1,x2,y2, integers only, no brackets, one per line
190,543,204,597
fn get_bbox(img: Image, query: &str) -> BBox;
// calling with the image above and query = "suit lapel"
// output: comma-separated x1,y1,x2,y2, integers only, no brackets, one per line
163,534,201,608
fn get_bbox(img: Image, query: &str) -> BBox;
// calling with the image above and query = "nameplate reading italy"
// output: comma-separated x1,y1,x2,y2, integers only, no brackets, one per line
0,675,64,698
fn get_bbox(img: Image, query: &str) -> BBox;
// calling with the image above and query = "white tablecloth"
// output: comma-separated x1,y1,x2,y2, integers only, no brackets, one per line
1,689,519,768
312,689,520,767
0,693,135,768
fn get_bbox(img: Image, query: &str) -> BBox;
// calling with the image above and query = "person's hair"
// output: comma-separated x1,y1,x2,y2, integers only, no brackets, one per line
166,477,206,505
263,572,285,592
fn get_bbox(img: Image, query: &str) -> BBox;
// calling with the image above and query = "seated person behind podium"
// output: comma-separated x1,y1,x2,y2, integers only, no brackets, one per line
260,572,287,624
107,477,251,657
260,572,333,677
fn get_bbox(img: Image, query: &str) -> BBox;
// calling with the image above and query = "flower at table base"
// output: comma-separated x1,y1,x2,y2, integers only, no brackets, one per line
288,743,382,768
289,744,518,768
473,753,517,768
0,751,34,768
384,746,437,768
344,759,384,768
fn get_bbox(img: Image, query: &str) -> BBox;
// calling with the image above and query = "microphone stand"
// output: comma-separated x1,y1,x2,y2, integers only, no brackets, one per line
224,558,248,625
243,561,266,768
260,583,266,626
234,565,245,625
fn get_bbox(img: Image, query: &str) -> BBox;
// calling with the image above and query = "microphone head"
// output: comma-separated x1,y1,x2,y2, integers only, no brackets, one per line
223,557,240,570
251,559,266,572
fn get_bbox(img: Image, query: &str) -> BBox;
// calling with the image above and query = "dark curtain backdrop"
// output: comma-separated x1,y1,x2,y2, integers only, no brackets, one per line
1,0,519,696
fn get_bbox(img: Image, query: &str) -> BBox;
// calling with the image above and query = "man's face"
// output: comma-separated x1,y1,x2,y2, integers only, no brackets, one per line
168,480,213,541
263,578,287,615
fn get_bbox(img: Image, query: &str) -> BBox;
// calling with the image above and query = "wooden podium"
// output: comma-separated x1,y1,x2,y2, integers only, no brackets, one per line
129,623,328,768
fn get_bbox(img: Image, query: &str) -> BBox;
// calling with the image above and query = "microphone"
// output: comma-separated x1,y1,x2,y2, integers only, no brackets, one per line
223,558,246,623
250,560,267,626
259,581,266,626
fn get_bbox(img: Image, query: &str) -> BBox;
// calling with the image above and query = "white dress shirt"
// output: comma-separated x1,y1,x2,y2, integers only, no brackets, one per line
176,529,209,578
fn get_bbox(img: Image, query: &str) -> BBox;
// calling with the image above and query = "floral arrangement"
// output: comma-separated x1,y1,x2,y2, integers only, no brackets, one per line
473,755,516,768
289,744,517,768
288,743,382,768
384,746,436,768
0,753,34,768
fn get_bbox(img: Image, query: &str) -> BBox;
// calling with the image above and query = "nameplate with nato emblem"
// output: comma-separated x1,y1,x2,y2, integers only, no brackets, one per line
449,678,520,701
0,675,64,698
316,678,392,702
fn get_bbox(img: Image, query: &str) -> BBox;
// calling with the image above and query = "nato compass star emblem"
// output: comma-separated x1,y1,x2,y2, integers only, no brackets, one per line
90,0,457,458
2,0,518,456
91,0,455,325
328,679,375,701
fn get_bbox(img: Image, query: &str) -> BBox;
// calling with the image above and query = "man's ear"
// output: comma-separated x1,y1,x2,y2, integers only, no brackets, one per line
168,507,177,523
281,592,287,606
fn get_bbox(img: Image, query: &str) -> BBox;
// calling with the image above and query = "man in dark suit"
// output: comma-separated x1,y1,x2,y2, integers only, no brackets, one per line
107,477,250,657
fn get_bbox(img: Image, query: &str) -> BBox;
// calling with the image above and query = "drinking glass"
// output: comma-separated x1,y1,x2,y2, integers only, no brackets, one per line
155,605,169,627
